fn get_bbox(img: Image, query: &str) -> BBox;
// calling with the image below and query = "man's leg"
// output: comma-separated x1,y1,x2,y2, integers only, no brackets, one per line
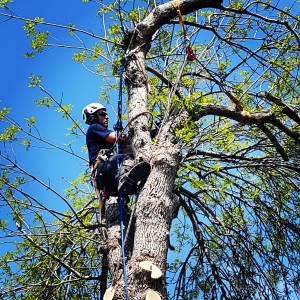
117,158,151,197
99,159,119,197
101,154,151,197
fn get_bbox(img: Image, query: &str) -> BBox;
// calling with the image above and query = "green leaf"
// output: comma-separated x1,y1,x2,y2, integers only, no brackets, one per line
0,125,20,141
56,104,73,119
35,97,53,107
0,107,11,120
31,31,49,52
68,23,75,35
28,74,42,87
0,0,13,8
25,116,36,128
73,51,87,63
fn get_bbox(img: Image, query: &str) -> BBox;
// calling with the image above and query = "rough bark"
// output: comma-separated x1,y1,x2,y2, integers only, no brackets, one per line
105,121,182,299
106,52,184,299
104,1,224,299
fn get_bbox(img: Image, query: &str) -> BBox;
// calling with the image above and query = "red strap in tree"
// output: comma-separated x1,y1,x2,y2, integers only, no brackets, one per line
224,90,252,123
186,45,196,61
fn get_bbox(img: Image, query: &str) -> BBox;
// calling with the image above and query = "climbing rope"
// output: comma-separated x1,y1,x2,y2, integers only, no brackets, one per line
112,61,155,299
115,58,130,300
170,0,252,124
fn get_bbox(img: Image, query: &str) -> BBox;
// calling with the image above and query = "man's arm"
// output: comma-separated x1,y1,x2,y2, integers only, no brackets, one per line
105,131,132,153
105,132,116,143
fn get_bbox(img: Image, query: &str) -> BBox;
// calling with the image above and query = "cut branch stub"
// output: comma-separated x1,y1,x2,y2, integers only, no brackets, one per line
103,286,115,300
145,289,162,300
139,260,163,279
151,264,163,279
139,260,153,271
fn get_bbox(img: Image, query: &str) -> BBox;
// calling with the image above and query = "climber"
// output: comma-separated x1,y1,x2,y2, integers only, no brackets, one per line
82,103,151,199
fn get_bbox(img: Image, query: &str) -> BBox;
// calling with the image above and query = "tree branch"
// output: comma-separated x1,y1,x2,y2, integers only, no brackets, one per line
0,12,119,45
256,123,289,161
129,0,222,50
189,104,300,160
265,92,300,125
219,3,300,47
146,65,182,99
19,228,101,281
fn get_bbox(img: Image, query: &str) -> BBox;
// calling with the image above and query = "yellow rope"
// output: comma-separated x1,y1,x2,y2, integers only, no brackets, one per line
171,0,196,61
171,0,187,39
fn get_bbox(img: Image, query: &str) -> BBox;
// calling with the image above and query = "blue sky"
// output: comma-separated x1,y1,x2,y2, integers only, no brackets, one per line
1,1,300,299
0,0,121,255
2,0,296,208
0,0,119,185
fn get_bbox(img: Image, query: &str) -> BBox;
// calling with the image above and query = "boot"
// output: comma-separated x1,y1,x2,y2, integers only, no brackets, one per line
118,159,151,197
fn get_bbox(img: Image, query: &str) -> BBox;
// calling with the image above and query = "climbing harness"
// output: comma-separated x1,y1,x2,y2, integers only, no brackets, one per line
171,0,196,61
90,148,112,224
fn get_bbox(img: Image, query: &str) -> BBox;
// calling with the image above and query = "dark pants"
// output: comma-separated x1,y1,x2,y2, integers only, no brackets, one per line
97,154,127,197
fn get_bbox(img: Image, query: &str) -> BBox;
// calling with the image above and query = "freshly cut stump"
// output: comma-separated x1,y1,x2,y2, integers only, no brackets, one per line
139,260,163,279
103,286,115,300
139,260,153,271
151,264,163,279
145,290,161,300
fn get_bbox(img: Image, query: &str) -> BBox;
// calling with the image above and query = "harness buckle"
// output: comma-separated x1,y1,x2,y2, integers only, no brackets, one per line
100,153,108,161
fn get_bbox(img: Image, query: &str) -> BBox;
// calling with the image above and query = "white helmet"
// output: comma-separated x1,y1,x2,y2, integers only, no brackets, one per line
82,103,106,125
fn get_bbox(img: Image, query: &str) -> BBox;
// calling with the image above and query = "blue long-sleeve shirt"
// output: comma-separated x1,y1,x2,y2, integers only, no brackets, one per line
86,123,114,165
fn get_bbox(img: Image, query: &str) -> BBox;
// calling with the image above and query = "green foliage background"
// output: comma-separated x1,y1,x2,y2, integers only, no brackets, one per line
1,0,300,299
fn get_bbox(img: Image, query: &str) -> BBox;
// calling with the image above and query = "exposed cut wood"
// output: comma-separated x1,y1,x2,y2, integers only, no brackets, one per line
145,290,161,300
139,260,163,279
103,286,115,300
139,260,153,271
151,264,163,279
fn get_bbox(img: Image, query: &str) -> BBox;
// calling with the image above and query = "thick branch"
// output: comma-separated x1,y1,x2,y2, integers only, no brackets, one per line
129,0,222,50
190,104,300,161
256,123,289,161
191,104,273,124
265,92,300,125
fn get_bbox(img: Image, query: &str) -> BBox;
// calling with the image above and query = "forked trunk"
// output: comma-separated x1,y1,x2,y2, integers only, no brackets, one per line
105,139,181,299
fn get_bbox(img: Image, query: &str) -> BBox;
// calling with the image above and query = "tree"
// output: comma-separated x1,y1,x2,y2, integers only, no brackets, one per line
1,0,300,299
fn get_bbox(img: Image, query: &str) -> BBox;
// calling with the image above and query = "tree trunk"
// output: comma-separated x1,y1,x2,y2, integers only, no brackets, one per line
105,139,181,299
102,42,183,298
127,135,181,299
104,1,222,297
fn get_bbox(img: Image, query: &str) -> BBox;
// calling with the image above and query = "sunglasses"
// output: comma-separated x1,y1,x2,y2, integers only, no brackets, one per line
97,111,108,117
